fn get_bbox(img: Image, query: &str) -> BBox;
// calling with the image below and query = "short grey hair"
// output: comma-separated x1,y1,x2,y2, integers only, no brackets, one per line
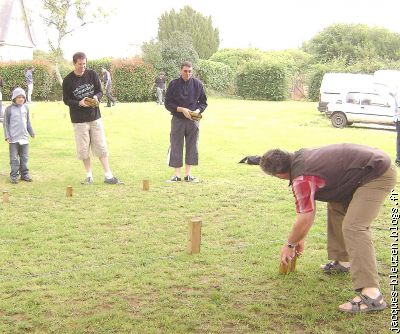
181,61,193,69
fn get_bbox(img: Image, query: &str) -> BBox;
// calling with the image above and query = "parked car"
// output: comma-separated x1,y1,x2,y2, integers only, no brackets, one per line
326,91,395,128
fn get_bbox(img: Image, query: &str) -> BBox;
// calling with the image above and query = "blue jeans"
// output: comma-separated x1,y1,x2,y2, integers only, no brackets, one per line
27,83,33,103
9,143,29,178
156,87,164,104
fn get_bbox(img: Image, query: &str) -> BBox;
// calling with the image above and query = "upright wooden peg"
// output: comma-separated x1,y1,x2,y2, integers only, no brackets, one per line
143,178,149,191
187,217,202,254
66,185,73,197
290,255,297,272
279,255,297,274
2,191,9,203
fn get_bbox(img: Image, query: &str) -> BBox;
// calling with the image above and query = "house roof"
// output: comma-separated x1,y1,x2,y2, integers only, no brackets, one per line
0,0,36,46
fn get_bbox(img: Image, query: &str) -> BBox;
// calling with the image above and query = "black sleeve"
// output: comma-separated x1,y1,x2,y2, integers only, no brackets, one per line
62,75,79,107
165,80,178,113
197,83,208,113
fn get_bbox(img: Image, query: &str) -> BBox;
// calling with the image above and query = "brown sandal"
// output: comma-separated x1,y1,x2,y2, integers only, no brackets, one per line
339,293,387,313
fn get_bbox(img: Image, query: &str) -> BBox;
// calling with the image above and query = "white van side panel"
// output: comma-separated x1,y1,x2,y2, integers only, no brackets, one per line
319,73,374,112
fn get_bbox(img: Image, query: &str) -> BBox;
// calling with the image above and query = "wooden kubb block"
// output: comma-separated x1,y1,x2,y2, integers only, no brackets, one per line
187,218,202,254
279,256,297,274
66,185,73,197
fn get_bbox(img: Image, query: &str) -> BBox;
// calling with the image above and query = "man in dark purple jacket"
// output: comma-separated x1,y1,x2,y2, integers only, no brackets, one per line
260,143,396,314
164,61,208,182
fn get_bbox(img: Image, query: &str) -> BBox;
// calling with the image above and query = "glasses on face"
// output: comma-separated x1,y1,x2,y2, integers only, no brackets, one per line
183,70,192,73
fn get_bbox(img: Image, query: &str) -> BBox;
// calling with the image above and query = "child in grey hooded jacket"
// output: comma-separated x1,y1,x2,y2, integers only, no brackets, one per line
3,87,35,183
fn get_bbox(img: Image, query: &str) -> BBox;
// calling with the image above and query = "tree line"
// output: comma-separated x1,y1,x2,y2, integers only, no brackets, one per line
2,3,400,102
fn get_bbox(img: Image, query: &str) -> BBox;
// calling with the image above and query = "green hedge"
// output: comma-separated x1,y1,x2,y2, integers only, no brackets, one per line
87,58,113,76
0,58,156,102
14,54,399,102
111,58,155,102
48,62,73,101
87,58,115,101
307,64,331,102
87,58,113,87
196,59,234,93
263,49,312,77
0,61,54,101
210,49,311,98
236,61,289,100
209,48,265,73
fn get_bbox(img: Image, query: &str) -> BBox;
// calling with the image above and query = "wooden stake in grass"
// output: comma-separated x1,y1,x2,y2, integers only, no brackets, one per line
66,185,73,197
143,178,149,191
2,191,9,203
187,217,202,254
279,255,297,274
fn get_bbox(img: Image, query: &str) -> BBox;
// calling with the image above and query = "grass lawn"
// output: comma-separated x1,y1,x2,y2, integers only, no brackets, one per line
0,98,397,333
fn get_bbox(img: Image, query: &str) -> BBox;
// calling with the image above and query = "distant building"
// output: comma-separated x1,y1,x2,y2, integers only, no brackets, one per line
0,0,36,61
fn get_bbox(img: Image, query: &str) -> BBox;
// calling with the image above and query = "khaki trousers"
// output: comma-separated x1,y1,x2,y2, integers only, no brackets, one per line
326,165,397,290
73,119,108,160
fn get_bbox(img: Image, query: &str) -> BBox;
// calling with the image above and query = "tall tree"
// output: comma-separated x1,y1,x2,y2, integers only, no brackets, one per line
41,0,107,83
302,23,400,65
160,31,199,80
141,39,163,73
157,6,219,59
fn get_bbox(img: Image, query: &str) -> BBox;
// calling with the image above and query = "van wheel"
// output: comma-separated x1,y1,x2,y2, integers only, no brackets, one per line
331,112,348,128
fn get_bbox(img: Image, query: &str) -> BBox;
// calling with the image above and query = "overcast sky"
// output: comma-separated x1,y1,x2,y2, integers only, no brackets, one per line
30,0,400,60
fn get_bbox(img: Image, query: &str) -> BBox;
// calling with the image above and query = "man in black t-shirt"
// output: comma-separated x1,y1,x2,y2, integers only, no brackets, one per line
62,52,122,185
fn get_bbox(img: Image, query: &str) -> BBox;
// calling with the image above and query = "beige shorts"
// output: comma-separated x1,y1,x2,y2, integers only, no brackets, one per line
73,119,108,160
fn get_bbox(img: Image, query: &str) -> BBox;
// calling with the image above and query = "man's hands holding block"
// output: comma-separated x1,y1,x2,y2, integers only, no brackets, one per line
84,97,99,108
79,97,99,108
279,254,297,274
189,111,202,121
279,241,303,274
179,107,202,121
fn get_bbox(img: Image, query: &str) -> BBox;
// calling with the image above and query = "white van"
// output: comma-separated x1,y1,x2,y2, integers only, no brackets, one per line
326,90,395,128
318,73,374,112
